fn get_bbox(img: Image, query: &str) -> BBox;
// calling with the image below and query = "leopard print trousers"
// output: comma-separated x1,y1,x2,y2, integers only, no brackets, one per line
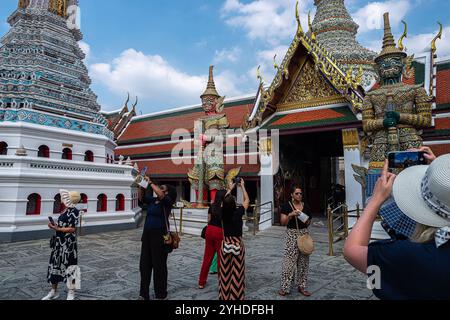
280,228,310,293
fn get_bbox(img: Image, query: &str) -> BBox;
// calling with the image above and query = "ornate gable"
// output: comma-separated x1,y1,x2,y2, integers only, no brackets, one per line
279,58,346,111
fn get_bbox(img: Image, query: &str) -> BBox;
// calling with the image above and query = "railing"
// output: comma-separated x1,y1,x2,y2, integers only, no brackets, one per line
327,203,349,256
327,203,382,256
255,201,273,228
174,203,265,236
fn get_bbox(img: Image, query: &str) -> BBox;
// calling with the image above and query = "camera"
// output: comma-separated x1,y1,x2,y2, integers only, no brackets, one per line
233,177,242,184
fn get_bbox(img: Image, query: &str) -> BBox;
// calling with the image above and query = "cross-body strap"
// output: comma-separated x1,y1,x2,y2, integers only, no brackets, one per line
288,201,300,232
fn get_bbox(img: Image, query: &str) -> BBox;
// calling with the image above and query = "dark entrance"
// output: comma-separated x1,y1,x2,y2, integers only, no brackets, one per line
274,130,344,224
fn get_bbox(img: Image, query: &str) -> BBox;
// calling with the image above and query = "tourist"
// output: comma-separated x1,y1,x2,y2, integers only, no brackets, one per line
219,179,250,300
139,178,177,300
42,190,82,301
344,148,450,300
198,190,227,289
279,185,312,297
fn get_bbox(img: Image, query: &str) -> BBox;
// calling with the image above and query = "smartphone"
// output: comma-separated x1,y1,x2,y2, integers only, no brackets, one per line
48,216,55,225
140,166,148,177
388,151,427,170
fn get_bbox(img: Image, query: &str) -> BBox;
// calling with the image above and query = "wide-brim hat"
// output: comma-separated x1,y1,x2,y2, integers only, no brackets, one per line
393,155,450,228
60,189,81,208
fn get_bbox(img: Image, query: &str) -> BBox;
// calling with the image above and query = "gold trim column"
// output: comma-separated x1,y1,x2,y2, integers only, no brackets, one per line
342,128,360,151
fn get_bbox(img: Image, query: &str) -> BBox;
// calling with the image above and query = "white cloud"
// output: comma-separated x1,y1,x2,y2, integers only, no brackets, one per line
213,47,241,64
221,0,313,46
250,45,290,85
406,25,450,56
365,25,450,57
353,0,412,33
90,49,244,109
78,41,90,61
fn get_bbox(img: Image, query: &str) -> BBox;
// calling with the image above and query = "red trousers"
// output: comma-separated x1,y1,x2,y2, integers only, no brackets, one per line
199,225,223,286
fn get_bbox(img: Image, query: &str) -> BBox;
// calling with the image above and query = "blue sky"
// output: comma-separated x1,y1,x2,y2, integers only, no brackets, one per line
1,0,449,115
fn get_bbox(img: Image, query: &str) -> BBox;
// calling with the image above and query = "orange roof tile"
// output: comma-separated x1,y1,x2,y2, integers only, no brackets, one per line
118,100,254,144
271,109,344,126
435,117,450,130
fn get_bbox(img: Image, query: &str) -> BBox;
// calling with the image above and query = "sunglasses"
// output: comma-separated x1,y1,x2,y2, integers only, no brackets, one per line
294,192,303,196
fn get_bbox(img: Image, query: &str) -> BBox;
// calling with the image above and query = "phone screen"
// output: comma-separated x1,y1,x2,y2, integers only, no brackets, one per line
140,166,148,177
388,151,427,169
48,217,55,225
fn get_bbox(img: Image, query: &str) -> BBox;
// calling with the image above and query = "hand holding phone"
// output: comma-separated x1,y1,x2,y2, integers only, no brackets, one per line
388,151,427,170
48,216,55,226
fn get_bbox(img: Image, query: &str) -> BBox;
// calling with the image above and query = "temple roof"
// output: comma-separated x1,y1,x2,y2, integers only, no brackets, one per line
117,96,255,145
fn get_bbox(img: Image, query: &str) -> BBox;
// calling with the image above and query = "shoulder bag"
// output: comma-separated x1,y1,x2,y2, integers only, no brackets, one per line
289,201,314,256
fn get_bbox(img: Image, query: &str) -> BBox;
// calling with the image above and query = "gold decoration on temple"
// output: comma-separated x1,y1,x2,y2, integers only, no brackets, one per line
431,22,443,55
295,1,304,36
225,167,242,187
18,0,30,9
259,138,272,156
273,55,280,71
282,59,339,105
48,0,69,18
201,66,220,98
398,20,408,52
244,1,366,130
342,129,359,151
308,11,316,42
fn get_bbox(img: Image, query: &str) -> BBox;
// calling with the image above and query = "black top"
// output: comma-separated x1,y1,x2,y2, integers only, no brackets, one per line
222,206,245,237
368,239,450,300
143,195,173,231
208,206,222,228
280,201,311,230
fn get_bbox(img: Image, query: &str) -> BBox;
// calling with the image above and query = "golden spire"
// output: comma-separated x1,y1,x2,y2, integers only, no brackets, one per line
308,11,316,41
431,22,443,55
398,20,408,52
376,12,407,62
295,1,304,36
201,66,220,98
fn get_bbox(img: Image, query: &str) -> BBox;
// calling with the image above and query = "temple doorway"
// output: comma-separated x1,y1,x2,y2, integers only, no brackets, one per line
273,130,345,224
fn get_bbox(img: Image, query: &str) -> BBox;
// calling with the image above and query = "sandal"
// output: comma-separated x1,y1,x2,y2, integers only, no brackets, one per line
278,290,288,296
298,287,312,297
198,285,205,289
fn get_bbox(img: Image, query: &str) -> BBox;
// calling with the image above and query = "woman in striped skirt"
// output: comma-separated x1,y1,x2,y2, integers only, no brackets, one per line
219,179,250,300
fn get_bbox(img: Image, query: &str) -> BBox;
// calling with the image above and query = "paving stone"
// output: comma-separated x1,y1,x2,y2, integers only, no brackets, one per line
0,225,376,300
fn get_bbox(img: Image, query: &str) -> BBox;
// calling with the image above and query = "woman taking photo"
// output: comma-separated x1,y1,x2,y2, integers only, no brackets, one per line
279,185,312,297
198,190,227,289
139,178,177,300
344,147,450,300
42,190,81,301
219,179,250,300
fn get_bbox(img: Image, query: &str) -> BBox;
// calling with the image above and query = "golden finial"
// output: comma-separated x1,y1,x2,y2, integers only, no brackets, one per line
201,65,220,98
257,65,265,87
356,66,364,86
398,20,408,52
308,11,316,42
273,55,279,70
376,12,406,62
295,1,304,36
431,22,443,55
132,96,138,110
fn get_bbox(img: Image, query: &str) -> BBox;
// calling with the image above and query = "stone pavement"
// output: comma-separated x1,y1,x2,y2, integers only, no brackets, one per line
0,221,376,300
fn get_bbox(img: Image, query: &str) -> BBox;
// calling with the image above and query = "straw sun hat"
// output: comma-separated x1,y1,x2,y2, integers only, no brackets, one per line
392,154,450,247
60,189,81,209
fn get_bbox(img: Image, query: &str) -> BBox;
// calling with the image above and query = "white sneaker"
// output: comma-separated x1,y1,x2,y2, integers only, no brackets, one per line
42,290,59,300
67,290,75,301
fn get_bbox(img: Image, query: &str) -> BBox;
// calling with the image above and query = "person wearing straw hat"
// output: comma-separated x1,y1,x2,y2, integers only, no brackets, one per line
344,149,450,300
42,190,81,301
